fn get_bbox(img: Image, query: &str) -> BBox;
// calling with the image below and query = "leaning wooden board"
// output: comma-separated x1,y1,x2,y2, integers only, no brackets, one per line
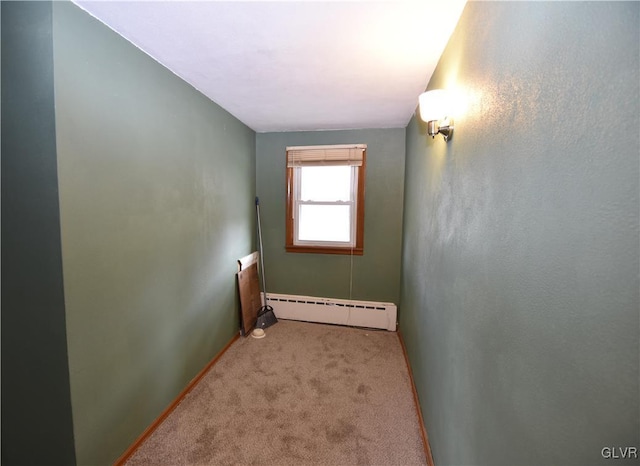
237,262,261,336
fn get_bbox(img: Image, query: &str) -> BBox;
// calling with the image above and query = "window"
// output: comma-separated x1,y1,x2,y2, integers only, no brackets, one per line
286,144,366,255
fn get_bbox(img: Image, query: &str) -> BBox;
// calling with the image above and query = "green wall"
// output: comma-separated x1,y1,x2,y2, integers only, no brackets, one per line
400,2,639,465
256,129,405,304
1,3,77,464
52,3,256,464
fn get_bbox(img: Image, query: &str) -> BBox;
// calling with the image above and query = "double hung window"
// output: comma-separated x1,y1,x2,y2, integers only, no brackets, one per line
286,144,366,255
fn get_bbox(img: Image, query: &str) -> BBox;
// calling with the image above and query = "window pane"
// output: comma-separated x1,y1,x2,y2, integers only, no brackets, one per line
298,205,351,242
300,166,351,202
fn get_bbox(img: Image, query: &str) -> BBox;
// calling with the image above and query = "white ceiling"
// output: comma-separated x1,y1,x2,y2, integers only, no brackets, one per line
73,0,467,133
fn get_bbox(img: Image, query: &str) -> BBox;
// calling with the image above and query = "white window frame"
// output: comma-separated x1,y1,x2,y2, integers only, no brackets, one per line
292,165,358,248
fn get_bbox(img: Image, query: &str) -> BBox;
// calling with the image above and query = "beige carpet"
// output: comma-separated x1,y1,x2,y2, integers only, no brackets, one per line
126,320,427,465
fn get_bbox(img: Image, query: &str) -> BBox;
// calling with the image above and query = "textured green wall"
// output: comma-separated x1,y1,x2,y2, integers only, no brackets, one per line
256,129,405,304
400,3,639,465
52,3,255,464
1,3,77,464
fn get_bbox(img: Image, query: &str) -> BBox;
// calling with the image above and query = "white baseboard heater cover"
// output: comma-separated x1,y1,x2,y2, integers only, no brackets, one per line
262,293,397,331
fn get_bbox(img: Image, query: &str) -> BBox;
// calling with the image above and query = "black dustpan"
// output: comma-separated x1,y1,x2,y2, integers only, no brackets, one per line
256,304,277,330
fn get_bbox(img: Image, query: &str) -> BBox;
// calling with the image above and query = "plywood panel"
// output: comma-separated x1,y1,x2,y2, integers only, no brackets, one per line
237,262,261,336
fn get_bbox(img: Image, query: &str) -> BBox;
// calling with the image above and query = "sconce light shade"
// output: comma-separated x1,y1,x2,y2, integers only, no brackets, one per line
419,89,454,142
419,90,448,121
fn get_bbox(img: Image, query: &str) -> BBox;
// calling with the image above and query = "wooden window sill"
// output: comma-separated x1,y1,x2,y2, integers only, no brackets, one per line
285,245,363,256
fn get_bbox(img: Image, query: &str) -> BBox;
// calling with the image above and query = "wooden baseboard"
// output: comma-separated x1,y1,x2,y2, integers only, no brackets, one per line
397,329,435,466
114,332,240,465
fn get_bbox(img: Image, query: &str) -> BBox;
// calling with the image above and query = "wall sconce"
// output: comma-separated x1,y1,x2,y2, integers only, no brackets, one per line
419,89,454,142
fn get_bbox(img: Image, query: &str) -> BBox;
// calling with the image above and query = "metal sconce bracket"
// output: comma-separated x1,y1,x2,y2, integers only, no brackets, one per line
426,118,454,142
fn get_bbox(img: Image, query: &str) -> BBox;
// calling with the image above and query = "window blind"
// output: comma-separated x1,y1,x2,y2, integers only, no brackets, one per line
286,144,366,167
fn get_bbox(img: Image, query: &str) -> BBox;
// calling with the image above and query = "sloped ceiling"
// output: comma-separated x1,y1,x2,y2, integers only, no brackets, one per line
73,0,467,132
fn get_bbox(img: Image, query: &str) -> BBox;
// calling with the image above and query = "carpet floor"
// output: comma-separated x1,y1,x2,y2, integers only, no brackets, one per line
126,320,427,465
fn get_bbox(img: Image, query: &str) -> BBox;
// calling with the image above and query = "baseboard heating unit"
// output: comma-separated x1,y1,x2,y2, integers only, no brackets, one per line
263,293,397,331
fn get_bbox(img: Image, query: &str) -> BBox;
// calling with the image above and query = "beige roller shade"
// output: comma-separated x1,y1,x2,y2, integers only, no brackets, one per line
286,144,366,167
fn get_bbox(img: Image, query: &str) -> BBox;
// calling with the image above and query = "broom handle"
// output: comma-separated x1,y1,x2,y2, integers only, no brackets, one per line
256,197,268,307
